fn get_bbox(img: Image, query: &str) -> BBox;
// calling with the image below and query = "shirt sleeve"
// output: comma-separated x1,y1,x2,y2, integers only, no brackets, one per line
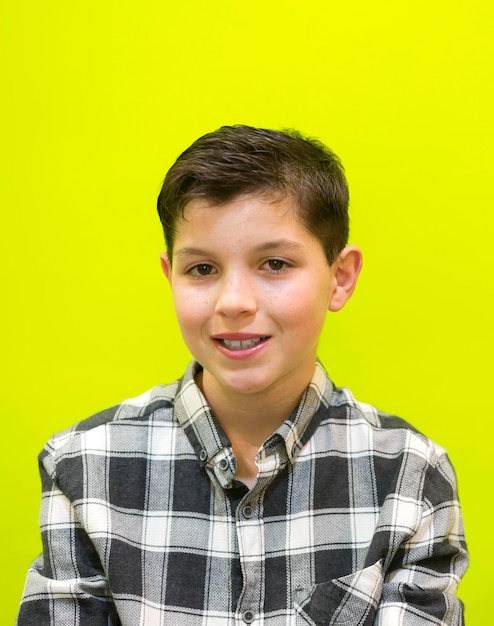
374,451,468,625
16,447,120,626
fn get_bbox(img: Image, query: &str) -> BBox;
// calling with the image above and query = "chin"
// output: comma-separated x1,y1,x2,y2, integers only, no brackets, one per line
215,370,273,396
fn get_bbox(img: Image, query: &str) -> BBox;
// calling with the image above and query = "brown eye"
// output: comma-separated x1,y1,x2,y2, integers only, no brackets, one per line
190,263,215,277
267,259,286,271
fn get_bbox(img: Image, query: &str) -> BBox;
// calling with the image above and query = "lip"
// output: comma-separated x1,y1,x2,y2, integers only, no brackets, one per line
212,333,271,360
211,332,268,340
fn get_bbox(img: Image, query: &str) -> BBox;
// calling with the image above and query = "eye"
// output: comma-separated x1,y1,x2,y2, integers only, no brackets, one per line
188,263,216,277
264,259,289,273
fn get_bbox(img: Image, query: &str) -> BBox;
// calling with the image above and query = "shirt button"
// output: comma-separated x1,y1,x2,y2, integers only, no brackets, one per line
199,450,207,462
242,610,255,623
218,458,228,470
242,505,254,519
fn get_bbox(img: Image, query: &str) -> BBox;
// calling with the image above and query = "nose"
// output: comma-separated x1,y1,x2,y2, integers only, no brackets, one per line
214,271,258,318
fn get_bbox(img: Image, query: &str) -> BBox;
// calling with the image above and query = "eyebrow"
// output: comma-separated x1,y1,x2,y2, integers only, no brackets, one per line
174,247,212,258
174,239,304,258
255,239,304,252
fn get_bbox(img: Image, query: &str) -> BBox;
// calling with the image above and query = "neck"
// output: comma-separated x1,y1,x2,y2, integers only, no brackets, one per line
195,363,316,486
197,366,314,448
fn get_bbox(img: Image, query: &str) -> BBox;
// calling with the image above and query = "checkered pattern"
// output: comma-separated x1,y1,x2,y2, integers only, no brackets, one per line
17,361,468,625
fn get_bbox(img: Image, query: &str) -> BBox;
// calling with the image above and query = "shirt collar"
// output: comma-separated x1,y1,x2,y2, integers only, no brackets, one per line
173,361,334,476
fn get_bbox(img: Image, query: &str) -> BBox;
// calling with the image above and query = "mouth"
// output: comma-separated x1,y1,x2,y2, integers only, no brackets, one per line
216,336,270,351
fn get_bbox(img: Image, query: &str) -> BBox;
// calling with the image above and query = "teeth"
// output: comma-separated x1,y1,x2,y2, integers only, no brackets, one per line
222,337,265,350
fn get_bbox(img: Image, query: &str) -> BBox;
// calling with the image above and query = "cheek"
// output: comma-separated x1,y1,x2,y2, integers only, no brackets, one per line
280,285,330,322
277,301,327,344
172,289,210,332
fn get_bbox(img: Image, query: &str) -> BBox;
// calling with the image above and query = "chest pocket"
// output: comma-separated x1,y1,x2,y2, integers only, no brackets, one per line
294,561,383,626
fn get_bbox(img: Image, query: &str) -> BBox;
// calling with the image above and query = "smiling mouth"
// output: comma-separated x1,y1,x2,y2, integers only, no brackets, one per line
217,337,269,350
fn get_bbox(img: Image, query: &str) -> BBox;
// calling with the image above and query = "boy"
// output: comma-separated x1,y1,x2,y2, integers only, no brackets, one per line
17,126,468,625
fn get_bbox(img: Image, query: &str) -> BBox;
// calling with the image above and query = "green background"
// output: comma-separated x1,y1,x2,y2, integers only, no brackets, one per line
2,2,492,623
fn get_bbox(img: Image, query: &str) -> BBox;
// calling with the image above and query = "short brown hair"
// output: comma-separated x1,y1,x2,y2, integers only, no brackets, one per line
157,125,349,265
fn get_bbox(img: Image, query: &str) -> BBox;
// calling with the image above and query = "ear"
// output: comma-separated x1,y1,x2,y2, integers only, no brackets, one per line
328,245,363,312
159,251,172,283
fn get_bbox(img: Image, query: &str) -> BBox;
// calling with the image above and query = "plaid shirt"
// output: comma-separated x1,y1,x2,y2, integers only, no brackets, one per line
18,362,468,625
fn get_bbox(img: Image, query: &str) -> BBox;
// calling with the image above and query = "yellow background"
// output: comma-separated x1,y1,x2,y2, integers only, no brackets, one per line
2,1,492,623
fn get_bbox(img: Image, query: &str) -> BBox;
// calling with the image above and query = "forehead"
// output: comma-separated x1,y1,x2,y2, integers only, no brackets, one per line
172,193,327,260
177,193,304,233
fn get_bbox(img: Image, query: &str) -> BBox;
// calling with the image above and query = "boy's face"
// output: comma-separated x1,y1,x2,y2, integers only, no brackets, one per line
161,194,358,402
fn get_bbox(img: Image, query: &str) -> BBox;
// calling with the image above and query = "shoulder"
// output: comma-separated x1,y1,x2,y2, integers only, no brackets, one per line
327,384,447,466
41,379,180,469
323,384,461,508
74,380,179,432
